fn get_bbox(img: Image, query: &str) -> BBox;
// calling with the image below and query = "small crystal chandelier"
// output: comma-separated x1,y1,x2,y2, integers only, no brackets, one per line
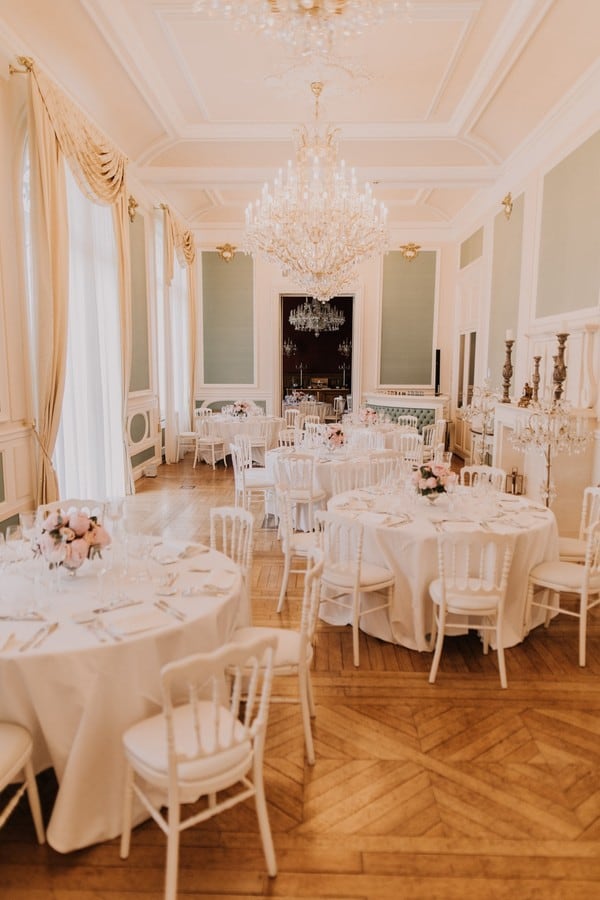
283,337,297,356
289,297,345,338
338,338,351,356
194,1,413,55
245,81,388,304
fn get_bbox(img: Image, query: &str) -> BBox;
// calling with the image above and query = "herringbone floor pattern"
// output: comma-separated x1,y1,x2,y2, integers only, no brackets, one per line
1,457,599,898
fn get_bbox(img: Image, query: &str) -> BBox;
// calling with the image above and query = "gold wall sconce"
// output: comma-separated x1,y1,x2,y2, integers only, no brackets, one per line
127,195,138,223
216,243,236,262
399,242,420,261
501,192,513,221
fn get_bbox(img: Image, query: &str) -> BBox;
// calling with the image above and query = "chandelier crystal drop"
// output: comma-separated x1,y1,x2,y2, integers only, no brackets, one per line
289,297,345,338
245,81,388,304
194,1,413,55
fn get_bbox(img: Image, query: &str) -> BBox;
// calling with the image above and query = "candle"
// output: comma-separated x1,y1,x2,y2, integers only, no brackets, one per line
505,329,514,341
558,320,569,334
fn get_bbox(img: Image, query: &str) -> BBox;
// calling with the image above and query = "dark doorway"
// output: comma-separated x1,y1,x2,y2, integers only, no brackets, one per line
281,295,353,404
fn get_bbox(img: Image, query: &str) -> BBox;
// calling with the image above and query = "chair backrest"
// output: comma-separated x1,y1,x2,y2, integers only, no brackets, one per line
229,443,247,501
582,520,600,591
333,396,345,415
248,417,269,442
315,511,363,590
298,547,325,647
436,531,515,613
579,486,600,540
346,428,385,451
394,431,424,465
276,452,317,494
303,415,321,427
284,408,300,429
210,506,254,579
195,407,212,419
159,634,277,784
330,460,368,495
397,415,418,430
421,422,437,450
278,428,296,448
433,418,447,446
366,452,401,489
299,401,319,419
460,465,505,491
233,433,253,468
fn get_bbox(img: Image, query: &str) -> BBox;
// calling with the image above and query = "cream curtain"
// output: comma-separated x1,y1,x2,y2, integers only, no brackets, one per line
17,57,133,500
162,206,197,464
24,66,69,505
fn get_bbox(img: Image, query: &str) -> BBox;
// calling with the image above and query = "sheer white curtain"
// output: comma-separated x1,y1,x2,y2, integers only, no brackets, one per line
163,258,192,463
53,166,126,498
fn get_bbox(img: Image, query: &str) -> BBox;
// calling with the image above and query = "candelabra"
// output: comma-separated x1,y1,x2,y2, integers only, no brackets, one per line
461,381,499,465
511,398,589,507
338,362,348,388
338,338,351,357
501,339,514,403
296,361,304,388
283,338,297,357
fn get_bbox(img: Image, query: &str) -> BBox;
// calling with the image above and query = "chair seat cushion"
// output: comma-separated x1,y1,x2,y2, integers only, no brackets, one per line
234,626,306,668
558,536,587,561
529,560,600,592
123,704,250,787
245,470,273,489
323,561,394,590
290,532,318,555
429,578,501,613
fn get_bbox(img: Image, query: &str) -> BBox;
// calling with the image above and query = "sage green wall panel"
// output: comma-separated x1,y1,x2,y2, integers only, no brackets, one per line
203,252,254,384
488,194,523,386
537,130,600,317
130,214,150,392
131,446,155,468
130,411,148,444
460,227,483,269
380,250,436,385
0,452,4,503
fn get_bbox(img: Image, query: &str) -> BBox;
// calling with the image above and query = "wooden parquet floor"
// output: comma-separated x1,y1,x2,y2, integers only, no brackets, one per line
2,457,600,899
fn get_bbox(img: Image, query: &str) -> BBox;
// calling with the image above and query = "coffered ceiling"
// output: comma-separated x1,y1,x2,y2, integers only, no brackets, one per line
1,0,599,235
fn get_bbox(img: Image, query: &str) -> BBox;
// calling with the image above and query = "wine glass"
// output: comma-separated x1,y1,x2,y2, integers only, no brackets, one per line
5,524,26,564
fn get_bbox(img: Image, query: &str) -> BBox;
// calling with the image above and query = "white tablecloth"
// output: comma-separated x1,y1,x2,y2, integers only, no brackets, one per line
325,488,559,652
208,415,284,465
0,542,242,852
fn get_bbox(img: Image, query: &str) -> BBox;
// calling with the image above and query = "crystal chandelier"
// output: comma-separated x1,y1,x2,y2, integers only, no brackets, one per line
283,337,297,356
289,297,344,337
245,81,388,304
338,338,351,356
194,1,413,55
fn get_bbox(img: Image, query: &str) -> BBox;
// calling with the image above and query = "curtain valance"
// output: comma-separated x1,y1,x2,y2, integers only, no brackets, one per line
17,56,127,205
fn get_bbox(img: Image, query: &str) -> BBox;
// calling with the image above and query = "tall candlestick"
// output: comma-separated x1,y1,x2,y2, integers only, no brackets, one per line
501,339,514,403
532,355,542,403
553,332,568,402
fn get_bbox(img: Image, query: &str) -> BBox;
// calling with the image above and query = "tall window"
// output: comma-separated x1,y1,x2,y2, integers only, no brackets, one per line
53,166,126,497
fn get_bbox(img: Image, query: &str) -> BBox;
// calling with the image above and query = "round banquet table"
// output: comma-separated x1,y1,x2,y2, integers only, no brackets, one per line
265,445,377,528
325,487,559,652
0,540,242,853
207,414,284,465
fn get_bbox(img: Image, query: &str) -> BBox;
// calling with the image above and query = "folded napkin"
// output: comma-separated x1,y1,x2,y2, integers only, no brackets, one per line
110,608,171,636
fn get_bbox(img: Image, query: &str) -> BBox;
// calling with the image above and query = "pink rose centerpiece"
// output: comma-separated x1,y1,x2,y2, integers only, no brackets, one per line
413,462,452,498
327,424,345,447
38,508,111,572
359,407,378,426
